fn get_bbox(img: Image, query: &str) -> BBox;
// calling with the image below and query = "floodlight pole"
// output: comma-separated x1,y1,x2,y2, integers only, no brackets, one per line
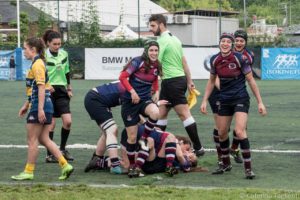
17,0,20,47
243,0,247,30
138,0,141,40
218,0,222,37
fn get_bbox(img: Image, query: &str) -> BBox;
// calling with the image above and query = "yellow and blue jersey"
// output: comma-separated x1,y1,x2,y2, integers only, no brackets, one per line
25,56,53,113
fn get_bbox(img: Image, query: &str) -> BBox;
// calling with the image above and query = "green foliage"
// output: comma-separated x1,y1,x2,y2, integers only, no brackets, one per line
8,12,29,43
158,0,232,12
68,0,102,45
36,8,51,37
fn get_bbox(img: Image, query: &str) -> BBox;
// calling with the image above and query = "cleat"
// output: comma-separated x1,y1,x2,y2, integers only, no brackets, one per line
84,156,103,172
138,138,149,151
128,167,144,178
230,149,243,164
217,161,223,168
59,164,74,180
212,164,232,175
45,154,58,163
11,172,34,181
165,166,178,177
61,150,74,161
110,166,122,174
245,169,255,179
193,147,205,157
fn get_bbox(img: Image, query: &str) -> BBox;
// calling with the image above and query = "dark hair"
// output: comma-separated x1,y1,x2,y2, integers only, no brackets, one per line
149,14,167,27
123,41,162,76
141,40,162,76
25,37,46,61
42,30,61,45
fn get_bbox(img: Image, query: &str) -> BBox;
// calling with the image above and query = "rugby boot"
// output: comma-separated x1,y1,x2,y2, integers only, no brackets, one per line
211,164,232,175
245,169,255,179
230,149,243,164
11,172,34,181
59,163,74,180
61,150,74,161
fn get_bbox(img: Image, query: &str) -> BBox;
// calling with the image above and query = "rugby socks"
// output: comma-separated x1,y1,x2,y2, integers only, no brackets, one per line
24,163,35,174
142,118,157,139
220,137,231,166
107,143,120,168
47,131,54,156
126,143,136,166
58,156,68,168
213,129,222,161
183,117,202,150
231,130,240,151
165,142,176,168
110,157,121,168
156,119,168,131
60,127,70,151
240,138,252,171
135,149,150,169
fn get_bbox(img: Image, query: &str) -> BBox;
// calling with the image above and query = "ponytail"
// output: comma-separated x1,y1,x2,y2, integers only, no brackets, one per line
25,37,46,62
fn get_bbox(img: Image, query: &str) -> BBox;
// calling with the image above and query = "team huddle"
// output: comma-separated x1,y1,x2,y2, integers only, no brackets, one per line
11,14,266,181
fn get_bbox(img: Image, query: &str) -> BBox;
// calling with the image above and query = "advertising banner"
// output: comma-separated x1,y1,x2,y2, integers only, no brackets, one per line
262,48,300,80
85,48,219,80
0,50,32,80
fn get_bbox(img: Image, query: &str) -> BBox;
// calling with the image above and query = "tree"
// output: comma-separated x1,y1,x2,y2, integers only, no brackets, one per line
8,12,29,43
37,8,51,37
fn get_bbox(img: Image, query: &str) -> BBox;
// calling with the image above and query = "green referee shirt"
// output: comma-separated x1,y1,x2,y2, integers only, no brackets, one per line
157,31,185,80
45,48,70,86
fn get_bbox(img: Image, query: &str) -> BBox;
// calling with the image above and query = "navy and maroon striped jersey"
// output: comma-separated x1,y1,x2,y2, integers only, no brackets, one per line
120,56,159,101
95,81,126,108
210,52,252,103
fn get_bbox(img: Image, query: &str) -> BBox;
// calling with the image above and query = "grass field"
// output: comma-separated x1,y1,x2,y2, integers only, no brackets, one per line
0,80,300,199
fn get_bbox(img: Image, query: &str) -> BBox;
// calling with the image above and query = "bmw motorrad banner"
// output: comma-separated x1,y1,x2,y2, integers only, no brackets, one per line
85,48,218,80
262,48,300,80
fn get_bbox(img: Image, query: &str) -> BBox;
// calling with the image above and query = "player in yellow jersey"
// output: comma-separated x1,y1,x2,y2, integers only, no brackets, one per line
11,37,73,181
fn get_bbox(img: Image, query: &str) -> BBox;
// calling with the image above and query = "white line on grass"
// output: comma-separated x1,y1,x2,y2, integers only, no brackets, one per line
0,144,300,153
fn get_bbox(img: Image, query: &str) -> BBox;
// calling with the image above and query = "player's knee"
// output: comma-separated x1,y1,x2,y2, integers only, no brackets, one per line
63,120,72,129
146,104,160,120
165,134,176,142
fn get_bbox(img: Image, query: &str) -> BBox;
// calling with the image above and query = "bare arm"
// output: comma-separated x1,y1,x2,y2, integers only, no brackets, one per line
182,56,194,91
200,74,216,114
245,72,267,116
37,84,46,123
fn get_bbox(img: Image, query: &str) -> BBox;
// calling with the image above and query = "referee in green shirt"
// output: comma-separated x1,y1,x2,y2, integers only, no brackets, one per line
149,14,204,157
43,30,74,163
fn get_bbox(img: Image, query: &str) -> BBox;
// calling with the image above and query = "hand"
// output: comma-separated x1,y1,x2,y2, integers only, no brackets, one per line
49,86,55,93
67,90,73,98
157,100,170,107
187,81,195,92
38,109,46,124
18,105,28,118
131,91,140,104
258,102,267,116
152,91,159,103
200,101,207,114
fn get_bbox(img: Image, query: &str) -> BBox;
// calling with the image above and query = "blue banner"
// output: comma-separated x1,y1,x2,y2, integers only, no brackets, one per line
0,49,32,80
0,51,14,80
261,48,300,80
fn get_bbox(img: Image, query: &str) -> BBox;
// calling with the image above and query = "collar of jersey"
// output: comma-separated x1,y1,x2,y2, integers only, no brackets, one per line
46,48,62,58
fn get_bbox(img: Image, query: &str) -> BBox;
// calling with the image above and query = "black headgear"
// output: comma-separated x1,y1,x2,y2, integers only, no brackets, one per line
143,40,159,59
234,30,248,43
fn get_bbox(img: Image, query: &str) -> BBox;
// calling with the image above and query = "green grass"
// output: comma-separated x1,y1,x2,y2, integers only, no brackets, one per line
1,185,300,200
0,80,300,199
